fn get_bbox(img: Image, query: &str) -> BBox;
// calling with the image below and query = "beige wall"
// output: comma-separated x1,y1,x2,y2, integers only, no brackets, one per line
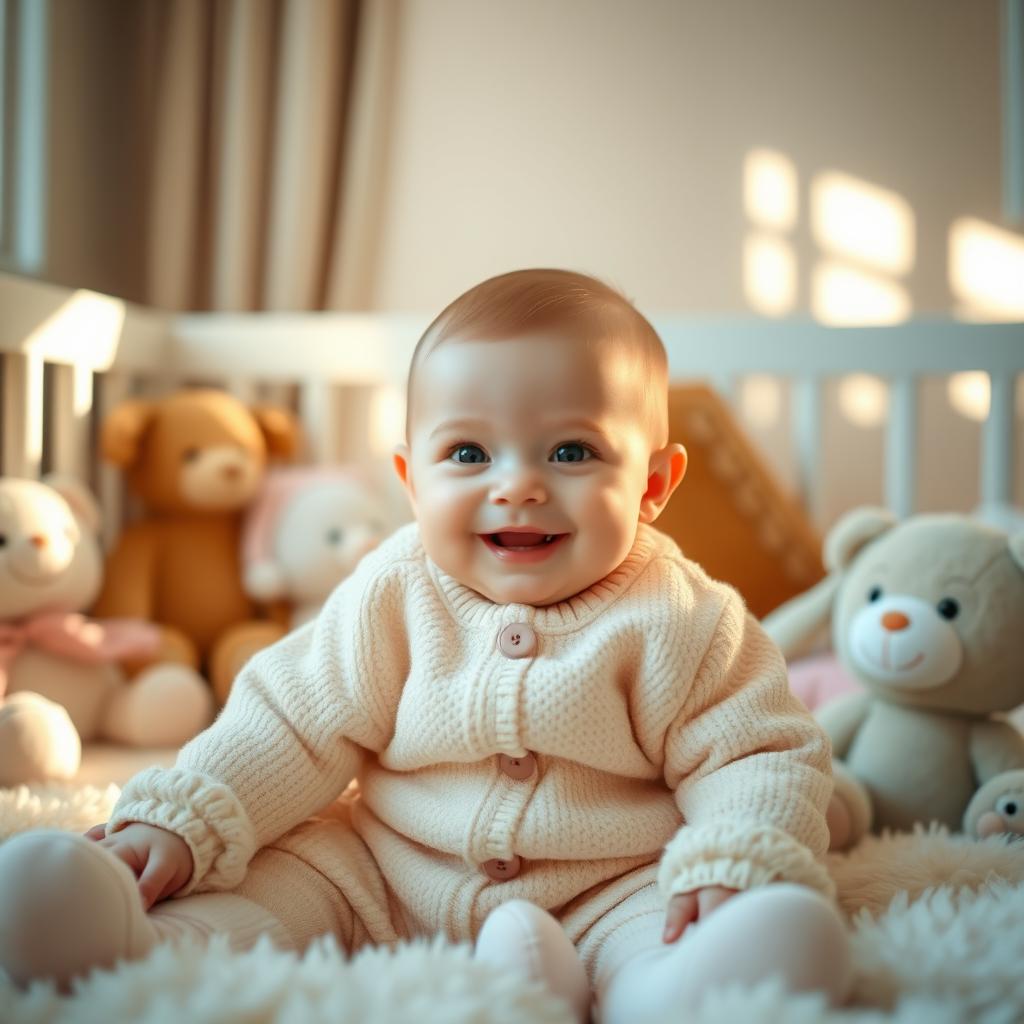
372,0,1021,525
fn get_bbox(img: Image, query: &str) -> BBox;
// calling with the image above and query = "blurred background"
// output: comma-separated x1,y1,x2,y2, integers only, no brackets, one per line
1,0,1022,526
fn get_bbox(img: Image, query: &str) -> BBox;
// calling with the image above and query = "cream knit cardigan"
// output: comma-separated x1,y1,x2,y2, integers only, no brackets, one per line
109,522,834,909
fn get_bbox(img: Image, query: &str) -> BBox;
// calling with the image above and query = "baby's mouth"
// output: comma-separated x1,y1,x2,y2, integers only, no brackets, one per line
486,531,565,550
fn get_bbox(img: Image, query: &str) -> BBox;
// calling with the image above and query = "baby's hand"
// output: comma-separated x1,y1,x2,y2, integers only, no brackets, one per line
663,885,739,943
84,821,193,910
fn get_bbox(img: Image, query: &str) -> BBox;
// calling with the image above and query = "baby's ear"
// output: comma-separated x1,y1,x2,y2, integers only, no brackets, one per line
639,444,687,524
392,444,414,498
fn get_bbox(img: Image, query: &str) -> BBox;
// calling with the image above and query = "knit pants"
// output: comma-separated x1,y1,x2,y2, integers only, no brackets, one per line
150,816,849,1020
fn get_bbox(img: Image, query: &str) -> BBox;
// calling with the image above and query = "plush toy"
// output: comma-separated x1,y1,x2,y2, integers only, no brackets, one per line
0,476,213,786
763,507,1024,850
208,466,390,704
91,389,300,677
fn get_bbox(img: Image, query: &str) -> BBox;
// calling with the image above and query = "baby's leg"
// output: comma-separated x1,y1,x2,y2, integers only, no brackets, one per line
0,820,371,989
0,830,290,988
475,900,591,1024
595,884,851,1023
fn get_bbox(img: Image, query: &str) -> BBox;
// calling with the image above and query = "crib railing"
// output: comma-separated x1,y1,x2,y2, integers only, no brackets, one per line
1,272,1021,548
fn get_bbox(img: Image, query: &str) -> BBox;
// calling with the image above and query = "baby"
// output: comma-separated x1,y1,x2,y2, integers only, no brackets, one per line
0,269,850,1020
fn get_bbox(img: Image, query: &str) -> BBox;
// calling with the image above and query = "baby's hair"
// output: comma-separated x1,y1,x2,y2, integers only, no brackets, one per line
405,268,669,444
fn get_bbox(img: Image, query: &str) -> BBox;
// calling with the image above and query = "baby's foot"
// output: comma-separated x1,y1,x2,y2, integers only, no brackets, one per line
476,899,591,1023
0,829,160,988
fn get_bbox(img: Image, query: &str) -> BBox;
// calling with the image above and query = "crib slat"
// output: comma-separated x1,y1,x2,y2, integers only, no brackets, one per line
96,372,130,552
300,380,344,463
884,376,917,518
980,371,1016,507
48,363,94,480
1,353,44,479
792,377,823,526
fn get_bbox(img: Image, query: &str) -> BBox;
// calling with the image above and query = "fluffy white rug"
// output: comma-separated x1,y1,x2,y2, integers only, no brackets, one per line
2,783,1024,1023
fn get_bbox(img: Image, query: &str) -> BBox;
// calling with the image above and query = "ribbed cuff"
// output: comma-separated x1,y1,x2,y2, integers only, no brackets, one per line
107,766,258,896
657,821,835,900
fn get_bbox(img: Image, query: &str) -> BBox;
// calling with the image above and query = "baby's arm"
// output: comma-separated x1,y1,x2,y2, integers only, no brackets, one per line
103,556,405,898
658,589,834,919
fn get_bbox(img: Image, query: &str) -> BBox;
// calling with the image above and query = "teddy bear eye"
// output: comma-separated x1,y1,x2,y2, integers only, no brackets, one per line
182,447,201,463
0,533,6,547
996,796,1020,819
326,528,343,545
867,586,883,603
936,597,960,620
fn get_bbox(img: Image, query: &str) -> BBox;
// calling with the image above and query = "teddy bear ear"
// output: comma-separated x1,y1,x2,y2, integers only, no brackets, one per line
251,406,301,460
1010,532,1024,573
41,474,101,534
101,399,157,467
823,506,897,572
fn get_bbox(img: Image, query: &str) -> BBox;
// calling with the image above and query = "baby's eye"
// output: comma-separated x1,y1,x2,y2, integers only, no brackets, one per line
326,527,343,546
551,442,593,464
450,444,488,464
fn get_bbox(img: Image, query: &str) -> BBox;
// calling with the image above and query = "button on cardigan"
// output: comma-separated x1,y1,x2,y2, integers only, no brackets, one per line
108,522,835,919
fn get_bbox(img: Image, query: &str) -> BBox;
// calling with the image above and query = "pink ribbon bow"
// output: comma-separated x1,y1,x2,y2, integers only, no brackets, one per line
0,613,161,698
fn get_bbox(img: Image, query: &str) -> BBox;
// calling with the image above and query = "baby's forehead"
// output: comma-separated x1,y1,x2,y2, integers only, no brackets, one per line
407,333,664,443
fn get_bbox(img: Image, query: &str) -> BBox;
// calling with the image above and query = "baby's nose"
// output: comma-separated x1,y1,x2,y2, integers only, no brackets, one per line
491,467,547,504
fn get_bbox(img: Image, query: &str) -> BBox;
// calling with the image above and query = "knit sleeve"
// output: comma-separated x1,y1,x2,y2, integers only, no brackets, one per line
107,552,408,896
657,589,834,901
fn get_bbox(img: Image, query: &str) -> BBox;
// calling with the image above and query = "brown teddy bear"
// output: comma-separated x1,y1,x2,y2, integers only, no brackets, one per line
764,507,1024,850
91,389,300,679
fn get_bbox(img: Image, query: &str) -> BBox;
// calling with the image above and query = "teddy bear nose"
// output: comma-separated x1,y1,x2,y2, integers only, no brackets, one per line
29,534,47,549
881,610,910,632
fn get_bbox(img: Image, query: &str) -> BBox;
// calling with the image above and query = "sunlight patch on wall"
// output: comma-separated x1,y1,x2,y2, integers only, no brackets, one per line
948,218,1024,319
739,374,783,429
811,263,911,325
812,172,915,276
947,371,990,422
743,235,797,317
744,149,798,231
838,374,888,428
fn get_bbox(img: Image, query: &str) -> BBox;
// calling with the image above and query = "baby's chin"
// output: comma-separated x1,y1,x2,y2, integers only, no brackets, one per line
471,574,600,607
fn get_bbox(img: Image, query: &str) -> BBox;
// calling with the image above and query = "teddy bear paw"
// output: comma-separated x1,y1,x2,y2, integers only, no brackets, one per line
101,664,214,748
827,762,873,851
0,692,82,786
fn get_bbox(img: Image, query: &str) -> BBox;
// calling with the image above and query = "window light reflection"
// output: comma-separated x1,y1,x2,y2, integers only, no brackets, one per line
743,234,797,317
744,149,798,232
811,262,911,325
812,172,915,276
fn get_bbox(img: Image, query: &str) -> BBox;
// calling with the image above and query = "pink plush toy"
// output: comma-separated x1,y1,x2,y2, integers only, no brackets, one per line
210,466,392,704
241,465,388,628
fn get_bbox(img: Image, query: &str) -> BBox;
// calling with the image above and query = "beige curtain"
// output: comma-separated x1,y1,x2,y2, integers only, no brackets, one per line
42,0,398,311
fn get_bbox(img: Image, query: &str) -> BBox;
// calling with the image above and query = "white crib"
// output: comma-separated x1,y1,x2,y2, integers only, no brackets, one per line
1,271,1021,552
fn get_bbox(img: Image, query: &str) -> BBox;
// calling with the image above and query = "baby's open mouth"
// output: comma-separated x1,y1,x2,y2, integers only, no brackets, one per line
487,532,564,550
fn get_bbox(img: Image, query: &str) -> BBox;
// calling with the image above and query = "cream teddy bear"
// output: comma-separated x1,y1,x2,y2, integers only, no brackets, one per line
0,476,214,786
764,508,1024,850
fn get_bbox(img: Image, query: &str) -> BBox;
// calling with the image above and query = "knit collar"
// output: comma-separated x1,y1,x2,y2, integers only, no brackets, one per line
425,524,663,634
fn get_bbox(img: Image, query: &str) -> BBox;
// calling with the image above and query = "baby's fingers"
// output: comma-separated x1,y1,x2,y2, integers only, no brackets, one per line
83,823,107,842
663,893,698,944
137,855,174,911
